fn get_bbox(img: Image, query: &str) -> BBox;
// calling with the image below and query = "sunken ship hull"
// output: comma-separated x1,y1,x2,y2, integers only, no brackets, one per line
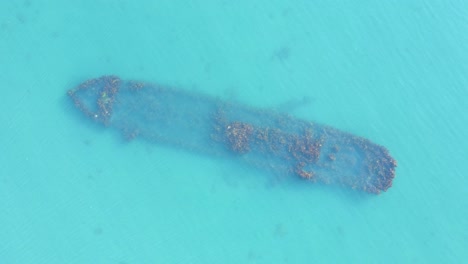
68,76,397,194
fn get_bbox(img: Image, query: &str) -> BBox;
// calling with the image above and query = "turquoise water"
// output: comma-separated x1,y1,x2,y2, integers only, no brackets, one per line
1,0,467,263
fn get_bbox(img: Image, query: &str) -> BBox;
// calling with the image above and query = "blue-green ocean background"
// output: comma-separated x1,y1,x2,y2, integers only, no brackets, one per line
1,1,467,263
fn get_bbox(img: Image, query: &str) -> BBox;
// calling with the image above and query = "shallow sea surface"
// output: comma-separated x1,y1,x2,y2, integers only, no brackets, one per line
0,1,467,263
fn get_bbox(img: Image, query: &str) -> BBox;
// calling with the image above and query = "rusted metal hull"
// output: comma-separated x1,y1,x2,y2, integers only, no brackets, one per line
68,75,397,194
